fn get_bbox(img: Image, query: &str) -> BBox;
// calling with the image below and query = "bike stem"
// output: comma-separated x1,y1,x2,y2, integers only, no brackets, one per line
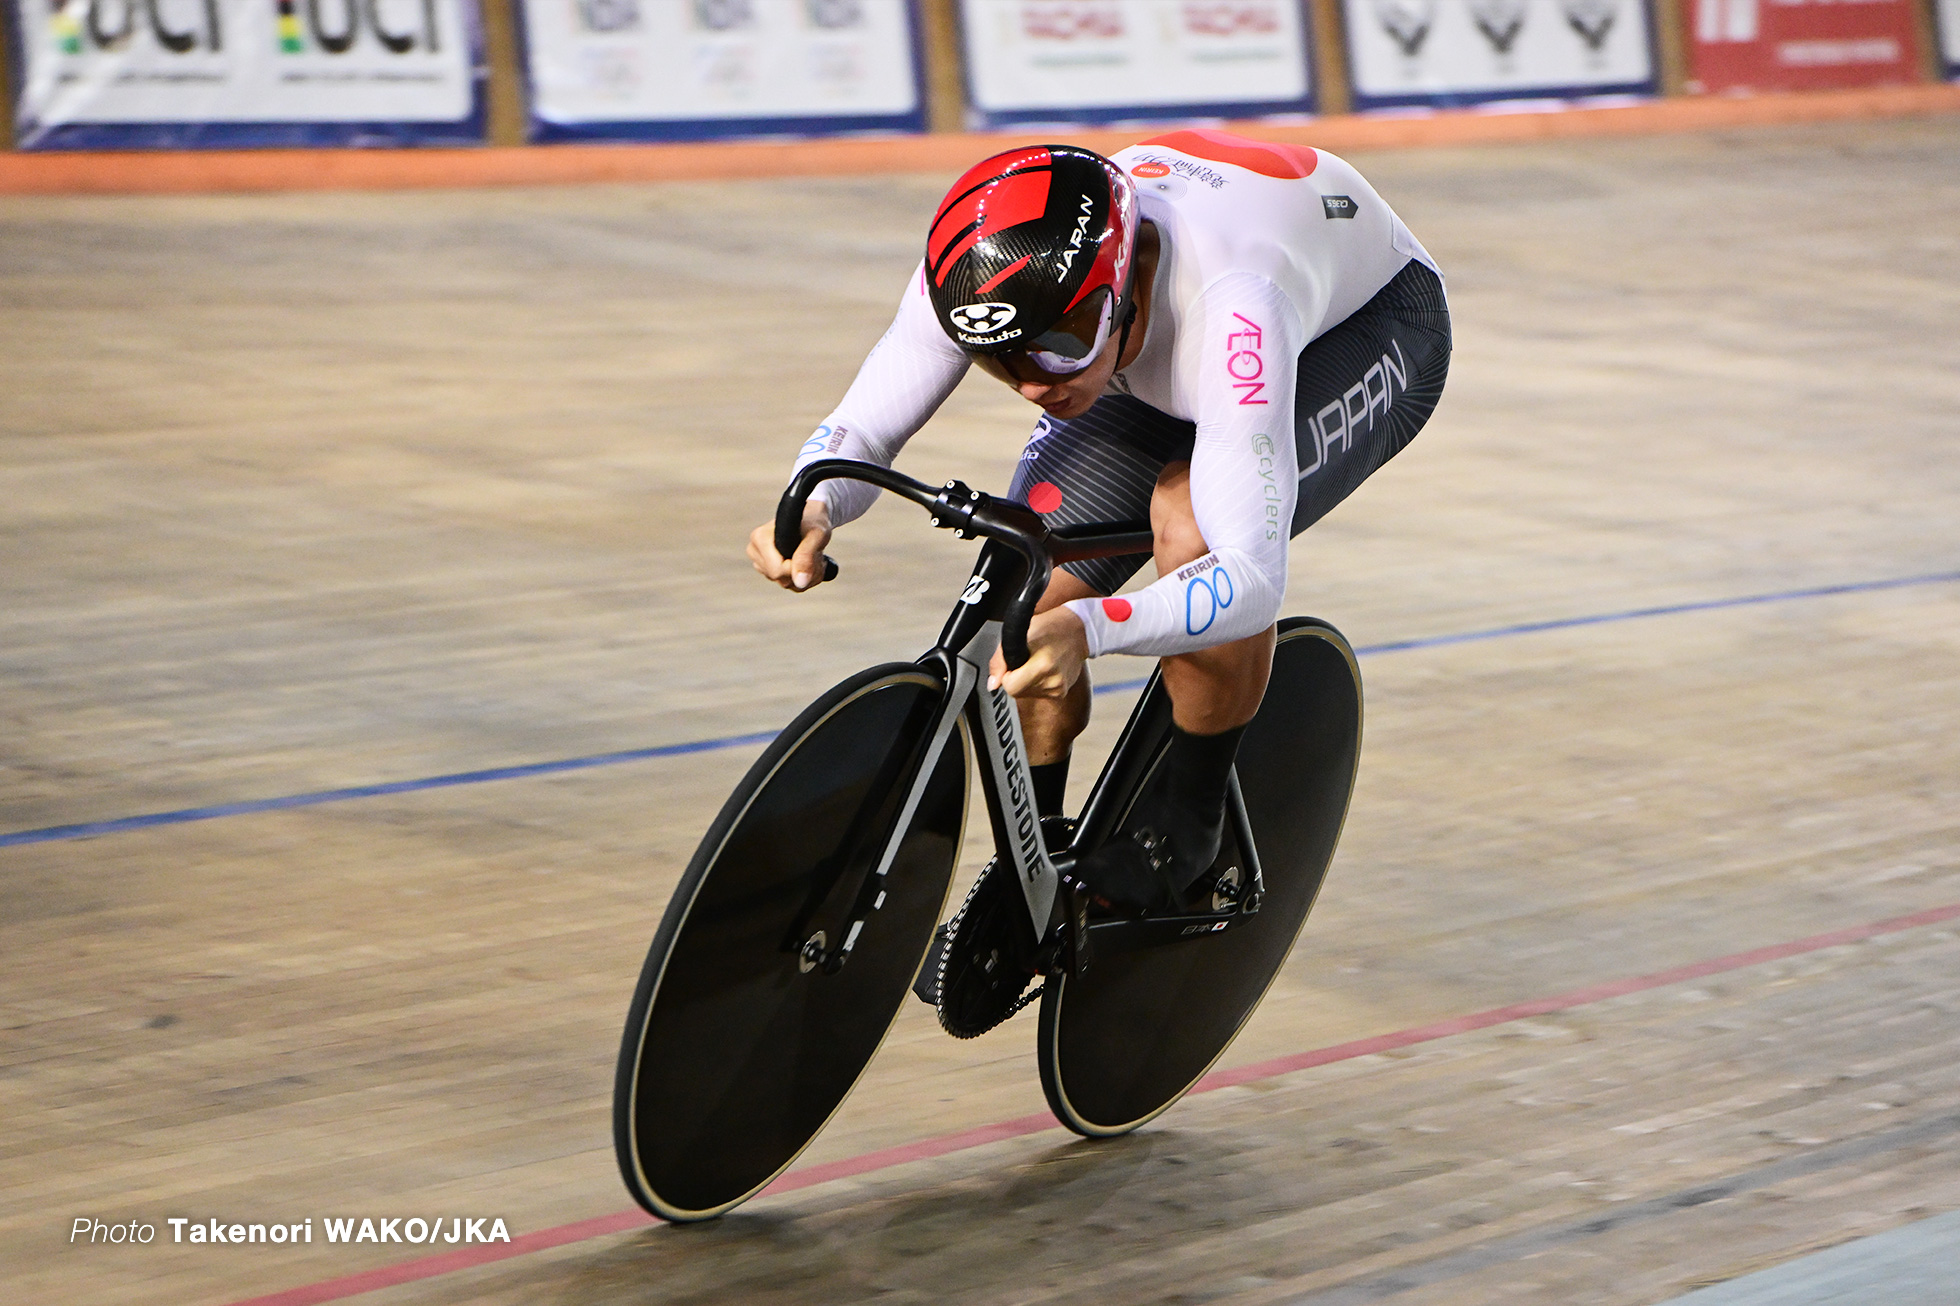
777,458,1147,670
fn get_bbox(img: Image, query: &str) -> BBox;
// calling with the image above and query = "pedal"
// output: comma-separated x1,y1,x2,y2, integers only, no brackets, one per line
1207,863,1245,913
912,923,951,1005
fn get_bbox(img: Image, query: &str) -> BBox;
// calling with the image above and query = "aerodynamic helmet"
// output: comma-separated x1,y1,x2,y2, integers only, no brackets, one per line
924,144,1139,377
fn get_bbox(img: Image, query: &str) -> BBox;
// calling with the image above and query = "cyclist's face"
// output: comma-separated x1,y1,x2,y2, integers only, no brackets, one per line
968,303,1125,419
968,224,1158,420
971,339,1119,419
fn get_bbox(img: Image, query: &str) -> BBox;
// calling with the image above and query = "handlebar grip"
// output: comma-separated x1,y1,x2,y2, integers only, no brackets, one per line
1001,628,1030,671
773,494,841,584
773,491,809,562
998,565,1047,670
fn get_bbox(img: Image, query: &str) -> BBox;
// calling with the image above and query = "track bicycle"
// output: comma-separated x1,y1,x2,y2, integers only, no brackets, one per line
613,459,1364,1221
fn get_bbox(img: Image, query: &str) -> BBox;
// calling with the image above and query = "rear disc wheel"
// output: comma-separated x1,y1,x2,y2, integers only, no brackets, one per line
1038,618,1363,1136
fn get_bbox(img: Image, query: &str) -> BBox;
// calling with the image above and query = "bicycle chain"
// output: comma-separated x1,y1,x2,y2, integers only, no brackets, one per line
933,859,1043,1040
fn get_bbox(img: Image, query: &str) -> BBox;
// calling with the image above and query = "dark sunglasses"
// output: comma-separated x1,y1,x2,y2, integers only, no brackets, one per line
966,289,1115,385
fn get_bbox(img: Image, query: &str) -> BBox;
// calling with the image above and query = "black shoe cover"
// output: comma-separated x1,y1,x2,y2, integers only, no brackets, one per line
1077,795,1226,914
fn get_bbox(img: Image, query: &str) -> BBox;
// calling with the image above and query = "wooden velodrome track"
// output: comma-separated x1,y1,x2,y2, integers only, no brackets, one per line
5,113,1959,1306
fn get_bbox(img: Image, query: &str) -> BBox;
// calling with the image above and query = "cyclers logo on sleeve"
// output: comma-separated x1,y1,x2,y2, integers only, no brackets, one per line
1252,434,1283,542
1177,554,1235,635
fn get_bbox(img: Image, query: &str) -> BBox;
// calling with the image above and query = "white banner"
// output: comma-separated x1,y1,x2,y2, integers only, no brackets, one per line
521,0,923,139
1940,0,1960,75
1343,0,1657,108
10,0,482,146
959,0,1315,124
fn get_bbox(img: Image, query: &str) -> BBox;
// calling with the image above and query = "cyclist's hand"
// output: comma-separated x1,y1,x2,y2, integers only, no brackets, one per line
990,607,1088,699
748,500,832,592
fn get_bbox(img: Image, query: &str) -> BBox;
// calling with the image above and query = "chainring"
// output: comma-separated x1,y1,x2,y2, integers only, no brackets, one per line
934,857,1043,1039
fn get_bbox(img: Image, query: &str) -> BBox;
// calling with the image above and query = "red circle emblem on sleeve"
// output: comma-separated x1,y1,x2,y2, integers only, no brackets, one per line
1101,598,1133,622
1028,481,1064,514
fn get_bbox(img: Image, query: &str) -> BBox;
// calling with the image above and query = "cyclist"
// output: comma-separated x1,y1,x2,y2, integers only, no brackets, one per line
749,130,1450,912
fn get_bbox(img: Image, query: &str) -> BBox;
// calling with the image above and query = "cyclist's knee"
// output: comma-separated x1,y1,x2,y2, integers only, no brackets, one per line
1035,566,1100,614
1017,676,1091,763
1150,462,1206,574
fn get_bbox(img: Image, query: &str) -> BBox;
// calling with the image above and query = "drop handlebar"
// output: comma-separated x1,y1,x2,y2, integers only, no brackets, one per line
774,459,1152,670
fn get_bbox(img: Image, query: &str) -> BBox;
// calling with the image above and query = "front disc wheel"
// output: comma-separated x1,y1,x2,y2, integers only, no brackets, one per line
613,663,968,1220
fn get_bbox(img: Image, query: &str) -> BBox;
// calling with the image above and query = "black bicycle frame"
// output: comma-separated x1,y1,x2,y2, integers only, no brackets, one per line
774,459,1261,974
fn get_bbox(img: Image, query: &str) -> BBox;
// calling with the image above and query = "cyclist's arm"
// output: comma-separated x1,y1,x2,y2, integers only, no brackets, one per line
791,261,970,527
1064,274,1304,658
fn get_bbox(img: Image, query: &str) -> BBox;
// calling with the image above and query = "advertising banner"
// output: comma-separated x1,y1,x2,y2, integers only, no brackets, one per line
1341,0,1658,110
1932,0,1958,79
520,0,925,143
5,0,485,149
1687,0,1924,93
958,0,1316,127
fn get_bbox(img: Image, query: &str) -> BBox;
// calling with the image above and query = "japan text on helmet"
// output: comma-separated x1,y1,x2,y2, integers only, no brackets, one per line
924,145,1139,375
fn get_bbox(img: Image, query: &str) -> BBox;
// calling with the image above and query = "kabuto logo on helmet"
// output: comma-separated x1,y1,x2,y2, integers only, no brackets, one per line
924,144,1138,356
950,303,1017,335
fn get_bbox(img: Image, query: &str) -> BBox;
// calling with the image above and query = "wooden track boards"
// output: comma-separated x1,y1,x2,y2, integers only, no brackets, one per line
3,118,1958,1305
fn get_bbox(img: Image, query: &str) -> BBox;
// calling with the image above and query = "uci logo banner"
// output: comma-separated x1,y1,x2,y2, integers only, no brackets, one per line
11,0,484,149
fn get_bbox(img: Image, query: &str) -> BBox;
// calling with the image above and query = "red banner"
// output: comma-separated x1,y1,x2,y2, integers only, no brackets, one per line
1688,0,1925,93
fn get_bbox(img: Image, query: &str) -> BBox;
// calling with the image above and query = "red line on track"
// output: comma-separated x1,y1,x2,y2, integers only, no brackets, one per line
222,900,1960,1306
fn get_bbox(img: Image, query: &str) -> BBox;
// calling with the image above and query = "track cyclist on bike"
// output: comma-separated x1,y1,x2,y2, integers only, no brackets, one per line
749,130,1451,914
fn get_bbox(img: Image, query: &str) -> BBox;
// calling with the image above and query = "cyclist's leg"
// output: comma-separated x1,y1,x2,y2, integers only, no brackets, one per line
1006,395,1195,802
1140,260,1451,730
1148,461,1276,735
1290,259,1452,535
1021,568,1098,769
1080,261,1449,909
1138,258,1447,740
1074,451,1270,905
1069,461,1273,909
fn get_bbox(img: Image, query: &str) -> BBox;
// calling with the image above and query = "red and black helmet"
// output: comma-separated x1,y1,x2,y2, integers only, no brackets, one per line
924,144,1139,373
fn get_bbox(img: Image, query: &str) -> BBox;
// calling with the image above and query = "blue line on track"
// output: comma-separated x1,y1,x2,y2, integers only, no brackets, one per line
0,733,779,850
4,570,1955,851
1348,570,1960,656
